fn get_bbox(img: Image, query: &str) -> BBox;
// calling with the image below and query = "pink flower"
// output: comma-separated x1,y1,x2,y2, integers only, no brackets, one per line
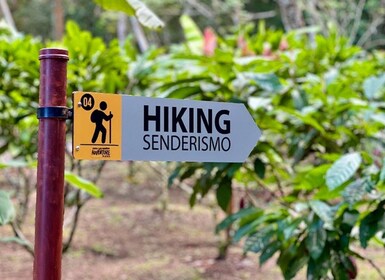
203,27,217,56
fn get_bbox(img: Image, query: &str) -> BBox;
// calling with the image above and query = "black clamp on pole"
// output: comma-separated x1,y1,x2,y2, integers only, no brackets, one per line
37,106,73,120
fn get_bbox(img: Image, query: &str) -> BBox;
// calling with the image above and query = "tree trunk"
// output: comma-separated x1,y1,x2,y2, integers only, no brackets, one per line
276,0,305,31
117,12,128,46
129,17,149,53
0,0,16,34
53,0,64,40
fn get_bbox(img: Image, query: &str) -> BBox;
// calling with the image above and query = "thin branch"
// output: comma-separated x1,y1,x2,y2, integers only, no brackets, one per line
276,0,304,31
272,169,285,197
256,177,280,201
129,17,149,53
186,0,214,18
62,196,83,253
16,168,32,227
91,161,107,183
11,222,34,256
348,0,367,44
62,160,106,252
357,17,385,46
247,11,277,20
367,258,385,280
244,188,259,207
364,38,385,49
304,0,327,36
340,3,356,32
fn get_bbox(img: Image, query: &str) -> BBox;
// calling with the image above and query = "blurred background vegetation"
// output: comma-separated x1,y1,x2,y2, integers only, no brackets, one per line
4,0,385,49
3,1,385,279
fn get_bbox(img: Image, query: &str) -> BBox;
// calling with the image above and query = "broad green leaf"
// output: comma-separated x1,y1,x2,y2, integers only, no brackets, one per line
64,171,103,198
0,191,15,225
380,157,385,182
278,218,302,240
363,74,385,99
165,86,203,99
253,158,265,179
243,225,275,253
180,14,203,54
242,72,282,92
234,57,284,72
235,217,266,243
307,251,330,280
280,108,326,134
168,164,183,187
370,113,385,126
340,209,359,234
340,254,357,280
235,212,282,242
309,200,334,229
314,184,345,201
359,200,385,248
306,219,327,260
259,240,281,265
252,73,282,92
330,251,350,280
278,242,309,280
326,153,361,190
216,177,232,212
215,207,262,233
94,0,164,29
284,254,309,280
342,179,368,206
324,68,339,86
158,77,211,91
303,164,330,189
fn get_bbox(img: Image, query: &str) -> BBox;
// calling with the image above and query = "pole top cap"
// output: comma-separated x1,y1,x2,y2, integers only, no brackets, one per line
39,48,69,60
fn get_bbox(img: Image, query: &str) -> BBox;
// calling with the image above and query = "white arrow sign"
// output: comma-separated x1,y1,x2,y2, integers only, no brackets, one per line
73,92,261,162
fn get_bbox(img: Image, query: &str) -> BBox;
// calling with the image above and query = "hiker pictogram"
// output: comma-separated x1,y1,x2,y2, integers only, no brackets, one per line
90,101,113,143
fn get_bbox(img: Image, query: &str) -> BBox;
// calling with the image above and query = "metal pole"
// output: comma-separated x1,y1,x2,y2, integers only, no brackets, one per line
34,48,69,280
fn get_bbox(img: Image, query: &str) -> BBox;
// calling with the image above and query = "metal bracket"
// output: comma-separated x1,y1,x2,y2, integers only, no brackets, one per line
37,107,73,120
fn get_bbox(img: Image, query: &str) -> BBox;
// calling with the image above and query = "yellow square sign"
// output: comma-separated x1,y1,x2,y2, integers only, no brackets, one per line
73,91,122,160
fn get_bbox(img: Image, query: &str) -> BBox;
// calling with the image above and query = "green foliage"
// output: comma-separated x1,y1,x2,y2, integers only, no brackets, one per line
163,20,385,279
0,34,41,159
63,20,129,95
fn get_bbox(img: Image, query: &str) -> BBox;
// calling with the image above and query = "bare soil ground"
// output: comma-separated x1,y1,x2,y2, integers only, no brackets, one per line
0,162,384,279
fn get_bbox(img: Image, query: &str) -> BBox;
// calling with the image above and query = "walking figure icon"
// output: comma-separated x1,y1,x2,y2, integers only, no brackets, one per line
90,101,113,143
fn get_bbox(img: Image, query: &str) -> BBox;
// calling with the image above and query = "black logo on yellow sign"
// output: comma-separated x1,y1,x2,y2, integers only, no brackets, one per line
80,94,114,144
90,101,113,144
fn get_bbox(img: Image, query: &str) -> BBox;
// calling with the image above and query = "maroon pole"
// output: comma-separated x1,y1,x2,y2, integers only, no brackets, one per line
34,48,69,280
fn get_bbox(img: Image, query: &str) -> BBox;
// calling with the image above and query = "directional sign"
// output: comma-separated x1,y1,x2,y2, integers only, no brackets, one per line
73,91,261,162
